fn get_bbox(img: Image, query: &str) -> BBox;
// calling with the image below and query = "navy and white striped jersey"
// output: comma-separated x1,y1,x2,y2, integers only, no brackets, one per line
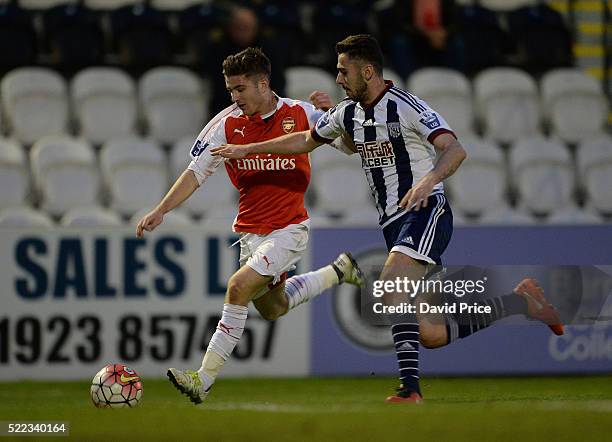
311,81,455,227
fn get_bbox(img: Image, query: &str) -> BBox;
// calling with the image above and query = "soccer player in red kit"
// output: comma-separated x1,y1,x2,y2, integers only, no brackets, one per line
135,48,363,404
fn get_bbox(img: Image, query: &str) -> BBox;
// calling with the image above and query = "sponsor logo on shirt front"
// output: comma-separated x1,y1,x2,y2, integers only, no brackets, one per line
355,140,396,169
236,155,297,171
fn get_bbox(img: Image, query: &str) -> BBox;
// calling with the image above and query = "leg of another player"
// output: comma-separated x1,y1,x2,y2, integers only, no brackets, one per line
253,253,365,321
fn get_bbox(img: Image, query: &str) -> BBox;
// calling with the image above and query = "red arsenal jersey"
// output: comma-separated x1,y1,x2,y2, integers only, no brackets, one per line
188,97,322,234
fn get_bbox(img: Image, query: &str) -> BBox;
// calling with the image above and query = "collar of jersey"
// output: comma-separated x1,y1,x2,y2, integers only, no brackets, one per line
358,80,394,110
241,93,283,123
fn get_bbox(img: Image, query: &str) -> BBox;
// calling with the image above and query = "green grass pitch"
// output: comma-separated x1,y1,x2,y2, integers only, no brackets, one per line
1,376,611,441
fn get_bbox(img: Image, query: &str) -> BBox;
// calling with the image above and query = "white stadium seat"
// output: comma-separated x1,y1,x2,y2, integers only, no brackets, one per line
30,136,98,216
84,0,140,9
541,69,608,144
61,206,123,227
477,205,538,225
150,0,202,10
342,206,380,227
479,0,536,11
409,68,473,136
0,138,29,208
139,67,207,144
383,69,405,89
286,66,342,103
170,137,238,216
199,206,238,230
474,68,541,143
130,207,192,227
311,164,372,214
577,134,612,214
100,137,168,216
0,206,54,228
509,137,574,216
19,0,76,9
546,205,603,225
71,67,138,145
447,137,506,216
1,68,69,144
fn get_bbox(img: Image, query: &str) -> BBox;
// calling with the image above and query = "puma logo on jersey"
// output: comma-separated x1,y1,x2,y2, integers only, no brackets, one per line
234,126,246,137
263,256,274,269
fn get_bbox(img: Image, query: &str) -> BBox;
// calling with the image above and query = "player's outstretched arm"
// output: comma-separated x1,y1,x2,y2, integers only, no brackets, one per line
211,130,323,159
399,133,467,211
135,169,199,237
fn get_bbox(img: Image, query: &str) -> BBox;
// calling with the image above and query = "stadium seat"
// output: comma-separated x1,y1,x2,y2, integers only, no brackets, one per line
0,206,53,228
541,69,608,144
342,206,380,227
577,134,612,215
455,4,510,75
507,4,573,75
0,138,29,208
170,136,237,216
447,137,506,217
41,3,105,73
477,204,538,225
130,207,192,227
100,137,167,217
150,0,200,10
30,136,99,216
109,3,173,70
84,0,141,11
71,67,138,144
139,67,207,144
60,206,123,227
199,206,238,230
1,67,69,144
0,2,37,70
310,163,371,215
479,0,536,11
383,69,404,89
474,68,541,143
19,0,76,10
509,137,574,216
546,205,603,225
408,68,474,136
286,66,342,103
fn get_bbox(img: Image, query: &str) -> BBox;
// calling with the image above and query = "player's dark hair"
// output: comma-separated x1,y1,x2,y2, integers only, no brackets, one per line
335,34,384,75
222,47,271,80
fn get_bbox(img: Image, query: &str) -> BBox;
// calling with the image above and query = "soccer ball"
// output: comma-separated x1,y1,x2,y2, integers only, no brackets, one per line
90,363,143,408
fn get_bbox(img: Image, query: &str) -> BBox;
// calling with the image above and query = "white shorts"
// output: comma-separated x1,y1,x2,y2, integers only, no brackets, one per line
238,220,310,286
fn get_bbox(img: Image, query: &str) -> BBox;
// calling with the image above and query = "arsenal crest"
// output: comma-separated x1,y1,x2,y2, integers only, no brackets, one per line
281,117,296,133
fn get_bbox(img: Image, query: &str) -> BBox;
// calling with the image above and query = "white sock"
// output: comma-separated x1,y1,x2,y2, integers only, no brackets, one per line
197,303,248,388
284,266,339,310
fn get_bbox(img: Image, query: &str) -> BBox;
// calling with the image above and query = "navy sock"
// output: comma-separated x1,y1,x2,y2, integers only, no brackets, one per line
445,293,528,343
391,322,420,394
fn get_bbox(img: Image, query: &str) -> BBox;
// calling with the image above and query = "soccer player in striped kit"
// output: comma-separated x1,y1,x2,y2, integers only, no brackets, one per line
213,35,565,403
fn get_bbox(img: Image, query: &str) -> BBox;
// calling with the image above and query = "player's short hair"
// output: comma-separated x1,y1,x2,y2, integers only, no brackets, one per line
335,34,384,75
222,47,271,80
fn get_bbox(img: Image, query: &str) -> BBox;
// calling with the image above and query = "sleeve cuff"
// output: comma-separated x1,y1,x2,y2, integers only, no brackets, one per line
310,127,334,144
427,129,456,145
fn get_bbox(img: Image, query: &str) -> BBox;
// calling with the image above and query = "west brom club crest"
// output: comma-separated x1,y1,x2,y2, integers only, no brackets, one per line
387,122,401,138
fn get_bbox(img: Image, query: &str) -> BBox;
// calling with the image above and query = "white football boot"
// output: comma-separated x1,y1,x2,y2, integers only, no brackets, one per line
332,252,365,287
167,368,211,404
